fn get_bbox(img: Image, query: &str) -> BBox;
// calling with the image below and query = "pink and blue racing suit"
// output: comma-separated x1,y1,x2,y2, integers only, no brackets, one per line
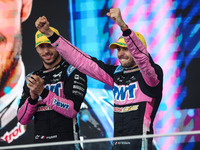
47,29,163,150
17,59,87,149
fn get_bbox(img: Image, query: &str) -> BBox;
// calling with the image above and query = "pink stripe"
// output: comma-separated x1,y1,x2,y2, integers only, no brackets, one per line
146,1,173,34
128,5,145,28
145,0,161,19
148,15,175,53
154,110,165,125
114,59,120,66
166,85,181,110
144,100,155,132
154,86,181,127
161,128,180,150
111,0,123,9
137,24,146,33
158,114,176,134
110,2,145,37
109,1,123,37
153,38,174,63
154,98,176,125
160,56,180,97
166,87,181,109
160,57,180,99
109,24,119,41
110,49,115,56
161,53,178,76
163,74,177,96
121,0,139,19
152,27,177,64
163,70,180,98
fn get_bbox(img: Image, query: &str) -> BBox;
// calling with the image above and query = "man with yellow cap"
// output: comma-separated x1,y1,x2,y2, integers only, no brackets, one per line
17,26,87,149
35,8,163,150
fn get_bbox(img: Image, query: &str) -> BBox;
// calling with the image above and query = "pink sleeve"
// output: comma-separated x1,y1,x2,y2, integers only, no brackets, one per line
43,90,77,118
52,36,114,87
17,98,37,125
123,31,160,87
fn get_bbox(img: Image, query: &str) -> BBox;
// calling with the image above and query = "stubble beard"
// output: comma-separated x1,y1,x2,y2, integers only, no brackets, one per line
121,57,136,68
42,51,60,67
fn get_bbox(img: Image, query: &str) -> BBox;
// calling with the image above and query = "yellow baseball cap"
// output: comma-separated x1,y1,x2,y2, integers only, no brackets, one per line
109,31,147,49
35,26,60,47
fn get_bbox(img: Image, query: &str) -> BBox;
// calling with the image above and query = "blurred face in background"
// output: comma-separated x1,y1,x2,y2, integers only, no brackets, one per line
0,0,32,96
0,0,32,131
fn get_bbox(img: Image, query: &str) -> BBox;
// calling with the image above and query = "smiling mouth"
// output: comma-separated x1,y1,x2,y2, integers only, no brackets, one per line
119,57,129,62
120,59,127,62
43,54,52,59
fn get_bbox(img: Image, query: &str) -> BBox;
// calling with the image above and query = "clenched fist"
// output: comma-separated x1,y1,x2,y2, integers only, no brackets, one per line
35,16,54,37
107,8,127,29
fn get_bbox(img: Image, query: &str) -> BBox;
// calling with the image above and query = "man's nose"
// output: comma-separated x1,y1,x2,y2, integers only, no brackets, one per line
118,49,124,56
43,47,50,53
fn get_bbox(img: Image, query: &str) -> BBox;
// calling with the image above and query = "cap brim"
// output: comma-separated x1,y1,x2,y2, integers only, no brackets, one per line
35,41,51,48
109,42,127,49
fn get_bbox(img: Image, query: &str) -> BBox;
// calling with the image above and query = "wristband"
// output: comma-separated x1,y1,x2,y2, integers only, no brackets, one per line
121,24,129,31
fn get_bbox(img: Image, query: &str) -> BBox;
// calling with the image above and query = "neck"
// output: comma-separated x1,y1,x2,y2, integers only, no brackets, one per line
124,64,137,69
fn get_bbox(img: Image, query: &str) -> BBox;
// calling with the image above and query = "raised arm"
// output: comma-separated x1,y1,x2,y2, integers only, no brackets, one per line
107,8,161,87
35,16,116,88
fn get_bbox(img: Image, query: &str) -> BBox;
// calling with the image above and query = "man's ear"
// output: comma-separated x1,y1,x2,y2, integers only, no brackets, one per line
21,0,33,22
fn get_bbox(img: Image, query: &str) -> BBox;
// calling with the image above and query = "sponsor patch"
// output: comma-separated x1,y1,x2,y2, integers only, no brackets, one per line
73,85,85,92
40,136,45,139
67,65,76,76
72,90,84,97
46,135,57,139
37,106,52,112
74,74,79,80
53,71,62,78
74,80,85,87
55,41,60,48
113,83,137,101
35,135,58,140
114,105,139,113
74,74,86,82
114,65,124,74
53,98,69,110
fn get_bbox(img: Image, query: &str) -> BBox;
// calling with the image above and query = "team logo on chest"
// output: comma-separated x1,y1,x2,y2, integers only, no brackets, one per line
44,82,63,96
113,83,137,101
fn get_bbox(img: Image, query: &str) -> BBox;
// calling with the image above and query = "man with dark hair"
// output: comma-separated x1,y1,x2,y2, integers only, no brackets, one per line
17,27,87,149
35,8,163,150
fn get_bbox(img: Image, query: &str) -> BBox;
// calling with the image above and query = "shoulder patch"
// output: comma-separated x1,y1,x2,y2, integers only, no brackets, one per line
55,41,60,48
114,65,124,74
67,65,76,76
